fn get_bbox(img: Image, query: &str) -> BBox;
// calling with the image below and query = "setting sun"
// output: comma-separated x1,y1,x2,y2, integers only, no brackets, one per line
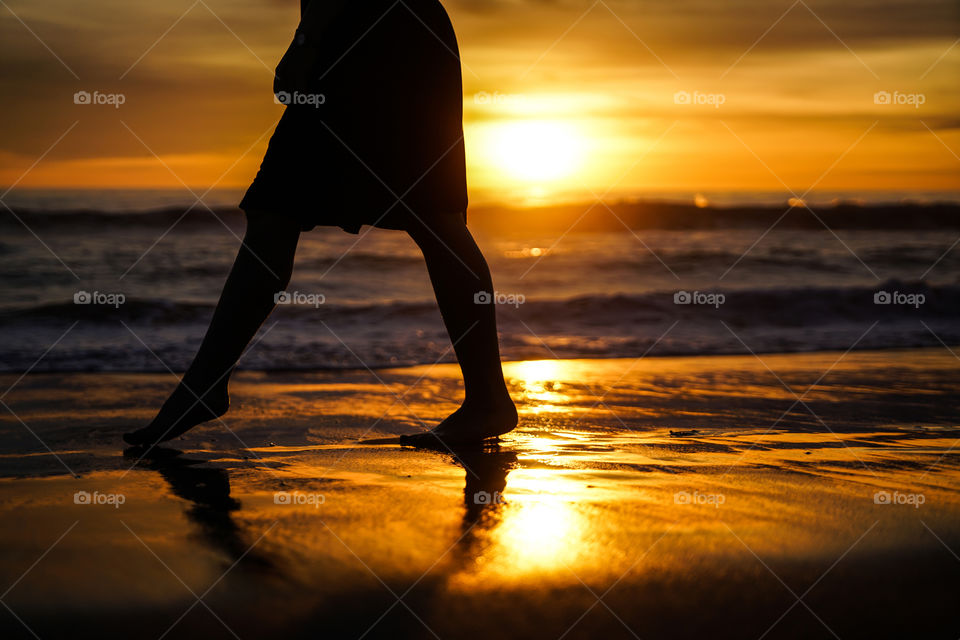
483,120,586,182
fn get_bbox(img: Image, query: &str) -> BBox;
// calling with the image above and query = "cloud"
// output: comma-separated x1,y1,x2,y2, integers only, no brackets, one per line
1,0,957,190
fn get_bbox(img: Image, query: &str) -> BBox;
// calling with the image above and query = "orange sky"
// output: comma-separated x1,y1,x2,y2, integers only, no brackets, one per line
0,0,958,203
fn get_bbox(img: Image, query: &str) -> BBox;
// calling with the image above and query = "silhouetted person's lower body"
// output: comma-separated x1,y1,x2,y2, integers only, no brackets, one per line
123,1,513,447
123,211,517,447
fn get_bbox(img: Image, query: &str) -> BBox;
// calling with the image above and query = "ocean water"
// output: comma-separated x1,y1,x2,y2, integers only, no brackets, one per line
0,195,958,372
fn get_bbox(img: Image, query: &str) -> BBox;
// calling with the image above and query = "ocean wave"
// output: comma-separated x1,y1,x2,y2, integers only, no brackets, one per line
0,207,244,230
2,280,954,325
0,281,956,372
5,200,960,232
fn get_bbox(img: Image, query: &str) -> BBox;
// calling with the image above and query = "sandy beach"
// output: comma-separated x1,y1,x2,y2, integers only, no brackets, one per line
1,348,958,639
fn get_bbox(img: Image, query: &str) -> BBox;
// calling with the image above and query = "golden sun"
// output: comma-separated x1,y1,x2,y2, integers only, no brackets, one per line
486,120,585,182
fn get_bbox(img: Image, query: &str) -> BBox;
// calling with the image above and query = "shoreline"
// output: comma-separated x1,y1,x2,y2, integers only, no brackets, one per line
2,343,959,376
1,348,958,638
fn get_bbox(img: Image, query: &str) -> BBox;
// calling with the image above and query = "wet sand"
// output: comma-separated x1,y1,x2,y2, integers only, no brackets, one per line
1,349,959,639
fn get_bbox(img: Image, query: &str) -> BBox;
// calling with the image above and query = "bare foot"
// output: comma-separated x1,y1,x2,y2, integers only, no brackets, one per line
401,397,518,447
123,379,229,447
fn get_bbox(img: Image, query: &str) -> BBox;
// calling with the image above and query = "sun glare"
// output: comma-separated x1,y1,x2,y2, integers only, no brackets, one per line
504,359,572,413
485,120,585,182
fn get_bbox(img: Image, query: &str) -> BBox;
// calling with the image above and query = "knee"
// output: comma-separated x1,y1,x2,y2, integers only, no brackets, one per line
239,215,299,288
406,213,469,250
238,242,294,291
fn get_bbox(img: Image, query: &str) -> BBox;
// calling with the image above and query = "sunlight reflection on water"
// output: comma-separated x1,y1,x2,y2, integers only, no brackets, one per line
505,359,577,414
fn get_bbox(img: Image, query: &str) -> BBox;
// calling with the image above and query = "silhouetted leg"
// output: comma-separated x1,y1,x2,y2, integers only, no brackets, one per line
124,211,301,446
403,214,517,443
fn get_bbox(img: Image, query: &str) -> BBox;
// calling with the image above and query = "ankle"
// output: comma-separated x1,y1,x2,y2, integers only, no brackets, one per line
177,378,228,403
181,368,230,394
464,389,514,409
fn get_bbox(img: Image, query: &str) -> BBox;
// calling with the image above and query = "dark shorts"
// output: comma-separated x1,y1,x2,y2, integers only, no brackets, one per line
239,0,468,234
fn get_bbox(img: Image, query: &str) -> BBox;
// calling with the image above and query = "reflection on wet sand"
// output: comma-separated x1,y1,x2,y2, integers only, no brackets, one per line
126,438,595,589
508,359,574,413
125,446,275,574
452,443,591,582
2,351,959,638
